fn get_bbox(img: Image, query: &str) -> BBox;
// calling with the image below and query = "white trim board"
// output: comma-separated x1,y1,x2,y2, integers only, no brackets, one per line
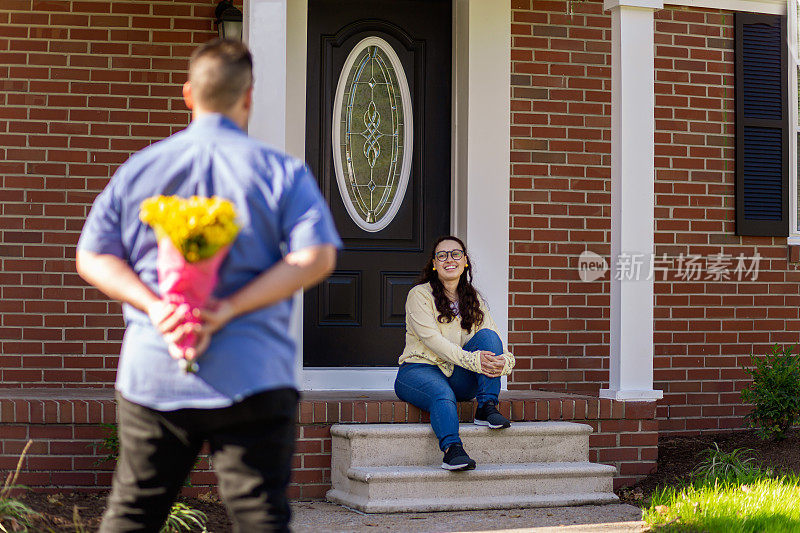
664,0,785,14
790,0,799,241
246,0,511,391
454,0,511,354
300,368,398,390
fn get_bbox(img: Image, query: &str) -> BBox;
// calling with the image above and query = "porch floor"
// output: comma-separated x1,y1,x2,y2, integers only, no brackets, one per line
301,389,593,402
0,388,593,402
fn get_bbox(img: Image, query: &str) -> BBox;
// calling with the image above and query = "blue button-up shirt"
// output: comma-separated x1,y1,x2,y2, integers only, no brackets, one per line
77,114,341,410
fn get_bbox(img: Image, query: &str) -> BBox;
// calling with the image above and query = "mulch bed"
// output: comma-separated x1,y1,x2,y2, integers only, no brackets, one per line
14,491,232,532
618,428,800,505
10,428,800,531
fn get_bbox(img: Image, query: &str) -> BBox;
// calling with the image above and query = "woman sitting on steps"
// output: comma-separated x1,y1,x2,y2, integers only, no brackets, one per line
394,235,516,471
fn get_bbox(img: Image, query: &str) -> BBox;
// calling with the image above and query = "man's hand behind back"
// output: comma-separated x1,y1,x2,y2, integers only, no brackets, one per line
147,300,203,360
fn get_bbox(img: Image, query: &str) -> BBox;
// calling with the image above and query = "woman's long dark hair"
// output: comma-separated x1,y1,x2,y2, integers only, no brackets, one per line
416,235,484,331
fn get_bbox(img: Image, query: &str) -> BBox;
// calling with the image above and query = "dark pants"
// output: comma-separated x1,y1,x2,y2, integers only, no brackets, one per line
394,328,504,451
100,388,298,533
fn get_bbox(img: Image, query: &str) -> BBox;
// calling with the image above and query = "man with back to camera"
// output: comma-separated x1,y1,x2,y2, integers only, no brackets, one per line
76,39,341,532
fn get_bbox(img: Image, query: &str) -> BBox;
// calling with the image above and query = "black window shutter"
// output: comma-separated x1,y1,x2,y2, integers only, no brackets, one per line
735,13,788,236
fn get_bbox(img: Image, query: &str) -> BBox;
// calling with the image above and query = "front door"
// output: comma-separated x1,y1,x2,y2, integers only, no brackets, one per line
304,0,451,367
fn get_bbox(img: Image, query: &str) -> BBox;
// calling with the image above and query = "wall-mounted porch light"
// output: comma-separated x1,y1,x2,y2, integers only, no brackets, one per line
215,0,243,41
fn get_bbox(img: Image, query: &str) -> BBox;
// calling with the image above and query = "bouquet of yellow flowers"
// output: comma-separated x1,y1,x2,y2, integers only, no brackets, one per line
140,195,239,262
140,195,239,372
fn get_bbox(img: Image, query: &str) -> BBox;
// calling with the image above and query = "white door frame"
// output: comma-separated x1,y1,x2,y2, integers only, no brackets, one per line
245,0,510,390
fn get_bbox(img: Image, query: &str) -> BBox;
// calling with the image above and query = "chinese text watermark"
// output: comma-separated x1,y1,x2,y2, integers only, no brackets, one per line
577,251,761,282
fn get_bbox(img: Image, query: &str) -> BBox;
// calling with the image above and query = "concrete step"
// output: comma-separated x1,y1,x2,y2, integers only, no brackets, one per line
331,422,591,468
328,422,618,513
327,462,619,513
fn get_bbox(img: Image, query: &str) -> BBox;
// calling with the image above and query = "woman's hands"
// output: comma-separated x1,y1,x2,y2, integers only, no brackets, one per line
479,351,505,378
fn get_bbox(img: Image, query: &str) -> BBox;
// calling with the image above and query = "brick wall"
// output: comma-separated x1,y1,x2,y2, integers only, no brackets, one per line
508,0,798,433
0,0,241,388
0,0,683,496
651,7,800,434
652,6,743,433
0,0,793,464
508,0,613,396
0,393,658,494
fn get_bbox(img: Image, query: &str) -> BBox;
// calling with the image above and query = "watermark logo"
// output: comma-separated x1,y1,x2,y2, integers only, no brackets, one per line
578,250,609,282
576,251,761,282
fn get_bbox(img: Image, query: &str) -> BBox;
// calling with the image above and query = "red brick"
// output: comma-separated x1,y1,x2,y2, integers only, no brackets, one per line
378,401,393,423
392,402,407,423
624,401,656,420
50,472,96,486
291,469,325,484
27,456,73,470
303,454,331,469
366,402,379,422
598,447,640,462
300,484,330,499
339,402,353,423
620,432,659,447
599,420,642,433
619,462,658,476
298,402,313,424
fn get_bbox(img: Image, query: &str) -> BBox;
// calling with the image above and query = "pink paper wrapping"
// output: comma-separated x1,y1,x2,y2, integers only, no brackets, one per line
156,237,229,360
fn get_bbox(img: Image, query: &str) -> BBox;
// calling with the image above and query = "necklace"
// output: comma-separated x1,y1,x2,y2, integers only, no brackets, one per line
449,299,460,316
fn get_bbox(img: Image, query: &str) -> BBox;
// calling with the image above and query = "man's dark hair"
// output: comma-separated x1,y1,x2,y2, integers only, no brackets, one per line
189,38,253,112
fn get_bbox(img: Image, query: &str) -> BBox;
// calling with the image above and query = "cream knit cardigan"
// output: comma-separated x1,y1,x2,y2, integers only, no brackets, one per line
397,282,515,377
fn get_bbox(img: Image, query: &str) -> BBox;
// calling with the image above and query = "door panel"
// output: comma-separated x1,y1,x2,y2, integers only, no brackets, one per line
304,0,451,367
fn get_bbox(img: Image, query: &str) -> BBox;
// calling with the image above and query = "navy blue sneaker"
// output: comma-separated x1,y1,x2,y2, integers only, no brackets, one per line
474,402,511,429
441,444,476,471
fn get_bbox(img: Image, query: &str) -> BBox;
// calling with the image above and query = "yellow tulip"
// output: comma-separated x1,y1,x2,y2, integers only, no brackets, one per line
139,195,240,262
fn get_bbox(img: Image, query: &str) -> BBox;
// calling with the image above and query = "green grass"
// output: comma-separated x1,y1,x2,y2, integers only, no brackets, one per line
644,473,800,532
0,440,40,533
160,502,208,533
0,498,40,533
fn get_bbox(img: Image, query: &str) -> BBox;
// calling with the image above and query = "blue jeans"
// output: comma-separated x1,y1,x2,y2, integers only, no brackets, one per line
394,328,503,452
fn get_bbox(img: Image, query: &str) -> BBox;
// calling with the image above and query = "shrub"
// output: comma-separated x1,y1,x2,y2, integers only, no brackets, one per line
741,344,800,441
692,443,759,483
91,422,120,465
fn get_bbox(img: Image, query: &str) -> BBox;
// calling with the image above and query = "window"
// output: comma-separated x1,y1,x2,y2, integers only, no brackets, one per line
331,36,413,233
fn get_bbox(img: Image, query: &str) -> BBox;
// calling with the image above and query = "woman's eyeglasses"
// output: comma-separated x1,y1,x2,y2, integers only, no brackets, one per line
435,249,464,262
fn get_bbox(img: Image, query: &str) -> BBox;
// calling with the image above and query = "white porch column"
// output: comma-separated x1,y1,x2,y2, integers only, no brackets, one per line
244,0,308,384
600,0,663,401
243,0,307,158
453,0,511,345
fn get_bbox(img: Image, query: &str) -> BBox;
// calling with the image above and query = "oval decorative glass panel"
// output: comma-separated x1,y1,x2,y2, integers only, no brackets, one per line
331,36,413,232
